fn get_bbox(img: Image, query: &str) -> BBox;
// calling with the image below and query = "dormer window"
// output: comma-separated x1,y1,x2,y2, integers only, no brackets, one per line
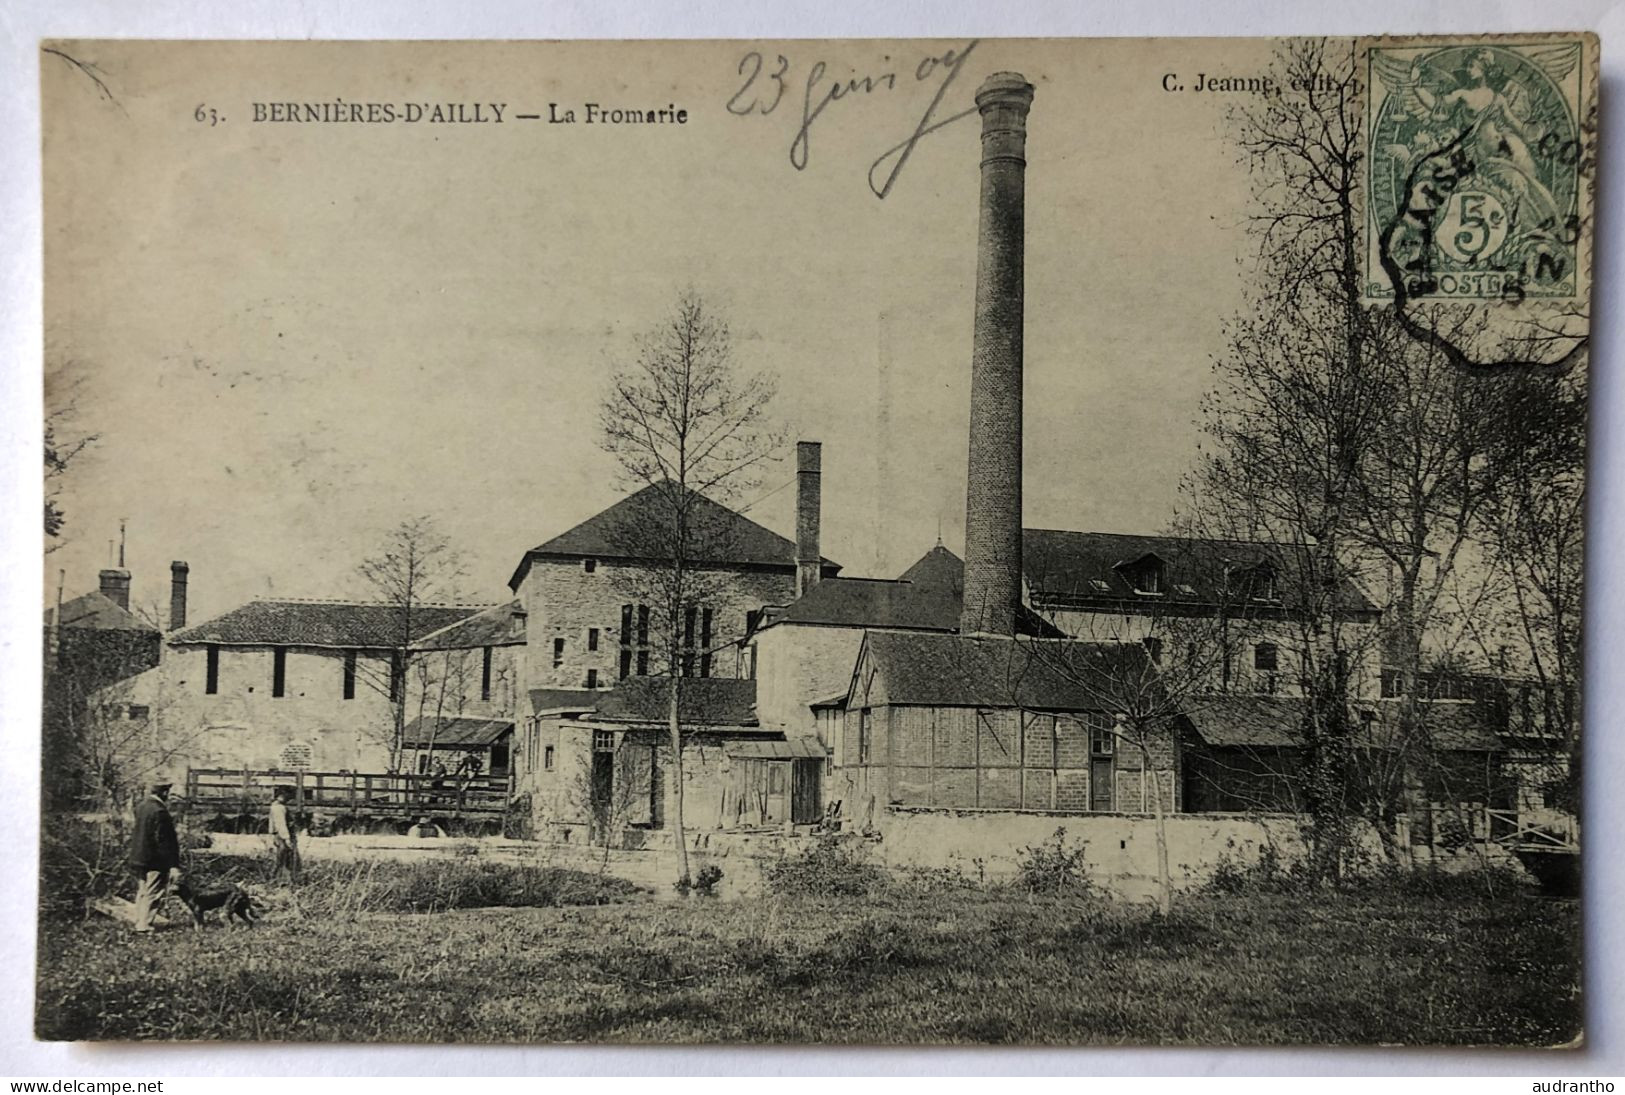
1229,562,1280,602
1116,553,1166,596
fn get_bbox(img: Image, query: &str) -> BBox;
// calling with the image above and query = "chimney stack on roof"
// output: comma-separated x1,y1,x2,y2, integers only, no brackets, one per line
98,568,132,612
795,440,823,598
170,561,189,631
960,72,1034,636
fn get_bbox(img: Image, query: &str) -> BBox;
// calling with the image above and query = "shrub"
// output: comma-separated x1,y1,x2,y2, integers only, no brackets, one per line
290,858,643,917
1013,827,1093,895
39,816,129,919
764,834,888,897
674,863,725,897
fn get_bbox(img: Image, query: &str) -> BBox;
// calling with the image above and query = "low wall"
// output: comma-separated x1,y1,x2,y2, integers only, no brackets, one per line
876,807,1346,895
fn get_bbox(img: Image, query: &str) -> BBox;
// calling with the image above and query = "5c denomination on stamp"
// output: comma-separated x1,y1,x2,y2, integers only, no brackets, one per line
1362,36,1596,306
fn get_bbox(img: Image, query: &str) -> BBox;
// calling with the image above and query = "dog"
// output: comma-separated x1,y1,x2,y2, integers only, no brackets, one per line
173,879,261,930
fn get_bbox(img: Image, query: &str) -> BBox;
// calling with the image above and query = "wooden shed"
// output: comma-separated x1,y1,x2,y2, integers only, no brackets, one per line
725,736,827,827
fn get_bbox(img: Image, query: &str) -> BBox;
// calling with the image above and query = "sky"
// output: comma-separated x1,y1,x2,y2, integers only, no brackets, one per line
43,37,1269,623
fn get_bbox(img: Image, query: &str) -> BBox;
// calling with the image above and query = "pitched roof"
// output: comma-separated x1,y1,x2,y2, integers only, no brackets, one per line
415,600,526,650
726,737,828,760
1182,695,1311,749
898,544,964,595
530,688,602,715
597,677,758,726
1183,695,1504,752
45,591,159,634
508,481,840,590
168,601,485,649
758,577,961,632
856,631,1152,710
529,677,758,726
401,716,514,748
1022,529,1379,615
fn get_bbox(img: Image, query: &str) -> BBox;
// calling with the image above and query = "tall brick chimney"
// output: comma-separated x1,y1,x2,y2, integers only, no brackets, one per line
98,568,131,611
960,72,1034,636
170,561,190,631
795,440,823,598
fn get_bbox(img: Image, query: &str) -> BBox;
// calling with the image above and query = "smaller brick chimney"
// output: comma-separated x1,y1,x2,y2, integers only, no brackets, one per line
169,561,189,631
98,568,131,611
795,440,823,598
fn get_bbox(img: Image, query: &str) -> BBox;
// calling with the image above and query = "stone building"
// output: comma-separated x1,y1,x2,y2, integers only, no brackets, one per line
505,476,838,696
514,677,781,842
105,598,523,782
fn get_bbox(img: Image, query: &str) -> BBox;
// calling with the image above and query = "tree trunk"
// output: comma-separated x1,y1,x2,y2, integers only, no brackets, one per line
668,671,690,887
1140,738,1172,916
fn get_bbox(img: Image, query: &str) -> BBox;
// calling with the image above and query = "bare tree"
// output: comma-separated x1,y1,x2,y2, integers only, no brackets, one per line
598,291,779,887
356,516,467,770
44,389,97,549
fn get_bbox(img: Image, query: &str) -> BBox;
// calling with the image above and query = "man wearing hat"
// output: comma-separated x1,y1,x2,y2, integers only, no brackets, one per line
127,779,181,933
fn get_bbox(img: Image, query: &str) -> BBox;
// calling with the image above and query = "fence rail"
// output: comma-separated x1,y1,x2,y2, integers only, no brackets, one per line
185,767,511,820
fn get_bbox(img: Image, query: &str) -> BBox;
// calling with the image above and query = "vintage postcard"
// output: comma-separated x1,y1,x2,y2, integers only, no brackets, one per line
38,36,1593,1045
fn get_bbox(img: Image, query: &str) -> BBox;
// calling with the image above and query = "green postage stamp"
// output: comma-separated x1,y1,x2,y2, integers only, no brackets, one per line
1363,35,1597,304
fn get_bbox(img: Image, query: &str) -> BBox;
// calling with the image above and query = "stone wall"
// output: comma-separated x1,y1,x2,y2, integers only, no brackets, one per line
752,622,864,740
100,640,519,786
518,557,796,693
872,807,1356,896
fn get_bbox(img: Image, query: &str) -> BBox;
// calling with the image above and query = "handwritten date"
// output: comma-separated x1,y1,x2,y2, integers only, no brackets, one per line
727,40,981,200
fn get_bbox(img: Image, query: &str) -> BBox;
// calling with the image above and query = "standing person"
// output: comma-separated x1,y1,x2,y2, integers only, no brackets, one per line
269,785,301,885
127,780,181,934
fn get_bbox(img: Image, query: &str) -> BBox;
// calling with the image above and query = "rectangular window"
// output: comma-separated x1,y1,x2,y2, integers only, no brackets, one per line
583,558,597,573
682,605,697,677
552,637,565,668
481,646,493,701
637,605,650,647
128,705,149,721
592,729,615,752
544,745,555,771
389,650,404,702
1254,643,1279,672
858,708,872,765
587,627,599,652
637,649,650,676
272,647,287,698
700,608,713,678
586,668,598,689
620,648,633,680
1090,722,1115,757
343,650,357,700
205,645,220,694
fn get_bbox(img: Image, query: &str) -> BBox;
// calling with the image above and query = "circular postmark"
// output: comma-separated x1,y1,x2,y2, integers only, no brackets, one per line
1367,42,1582,303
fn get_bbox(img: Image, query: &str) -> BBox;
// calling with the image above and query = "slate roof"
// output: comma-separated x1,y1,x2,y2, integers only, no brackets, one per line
857,631,1153,711
726,737,829,760
595,677,759,726
897,544,964,594
1022,529,1379,615
169,601,484,649
45,591,159,634
1183,695,1504,752
758,577,961,632
401,716,514,748
529,688,602,715
529,677,759,727
509,481,840,590
415,600,526,650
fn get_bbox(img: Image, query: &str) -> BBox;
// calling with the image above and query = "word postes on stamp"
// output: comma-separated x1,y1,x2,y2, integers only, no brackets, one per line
1363,37,1594,306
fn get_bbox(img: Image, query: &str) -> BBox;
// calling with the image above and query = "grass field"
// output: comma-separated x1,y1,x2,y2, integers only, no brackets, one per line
35,868,1581,1045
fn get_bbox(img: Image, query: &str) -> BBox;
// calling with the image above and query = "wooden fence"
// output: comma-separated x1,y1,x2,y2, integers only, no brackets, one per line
185,768,511,821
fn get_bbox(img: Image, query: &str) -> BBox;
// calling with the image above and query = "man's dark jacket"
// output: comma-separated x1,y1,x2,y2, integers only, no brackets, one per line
128,795,180,872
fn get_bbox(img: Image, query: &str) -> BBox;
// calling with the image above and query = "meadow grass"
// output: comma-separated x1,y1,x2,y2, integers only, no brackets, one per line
36,873,1579,1045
